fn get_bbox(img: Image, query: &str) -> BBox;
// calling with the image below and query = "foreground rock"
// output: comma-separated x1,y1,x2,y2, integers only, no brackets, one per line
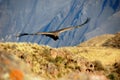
0,32,120,80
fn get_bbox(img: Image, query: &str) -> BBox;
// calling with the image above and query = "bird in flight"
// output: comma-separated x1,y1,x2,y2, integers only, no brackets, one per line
16,18,90,41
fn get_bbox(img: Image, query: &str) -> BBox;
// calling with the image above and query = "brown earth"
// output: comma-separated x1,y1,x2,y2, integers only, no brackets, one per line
0,32,120,80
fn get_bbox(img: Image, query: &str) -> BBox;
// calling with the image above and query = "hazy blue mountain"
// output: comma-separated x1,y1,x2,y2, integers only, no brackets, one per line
0,0,120,47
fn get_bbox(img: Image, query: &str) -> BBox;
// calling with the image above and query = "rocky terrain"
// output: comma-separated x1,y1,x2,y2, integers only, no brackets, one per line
0,32,120,80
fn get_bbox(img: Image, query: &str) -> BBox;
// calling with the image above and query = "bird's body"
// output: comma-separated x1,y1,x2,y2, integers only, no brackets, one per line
16,18,90,40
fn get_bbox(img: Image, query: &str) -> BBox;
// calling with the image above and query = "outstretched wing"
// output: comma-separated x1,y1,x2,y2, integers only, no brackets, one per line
16,32,59,40
16,33,33,37
54,17,90,33
34,32,55,35
74,17,90,28
16,32,54,37
16,17,90,40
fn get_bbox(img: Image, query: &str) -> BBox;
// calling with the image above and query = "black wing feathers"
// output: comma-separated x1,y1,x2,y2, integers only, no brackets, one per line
16,18,90,40
74,17,90,28
16,33,31,37
55,17,90,33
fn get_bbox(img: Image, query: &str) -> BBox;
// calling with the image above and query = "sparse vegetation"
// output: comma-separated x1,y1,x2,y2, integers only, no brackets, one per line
92,60,104,71
0,32,120,80
103,32,120,48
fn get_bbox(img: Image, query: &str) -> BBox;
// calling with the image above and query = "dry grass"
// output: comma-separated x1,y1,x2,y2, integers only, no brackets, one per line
0,32,120,80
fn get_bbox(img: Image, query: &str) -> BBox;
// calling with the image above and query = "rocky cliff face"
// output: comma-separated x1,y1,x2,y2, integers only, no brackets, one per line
0,32,120,80
0,0,120,47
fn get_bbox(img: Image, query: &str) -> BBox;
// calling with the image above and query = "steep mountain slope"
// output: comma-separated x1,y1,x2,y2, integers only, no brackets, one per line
0,0,120,47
